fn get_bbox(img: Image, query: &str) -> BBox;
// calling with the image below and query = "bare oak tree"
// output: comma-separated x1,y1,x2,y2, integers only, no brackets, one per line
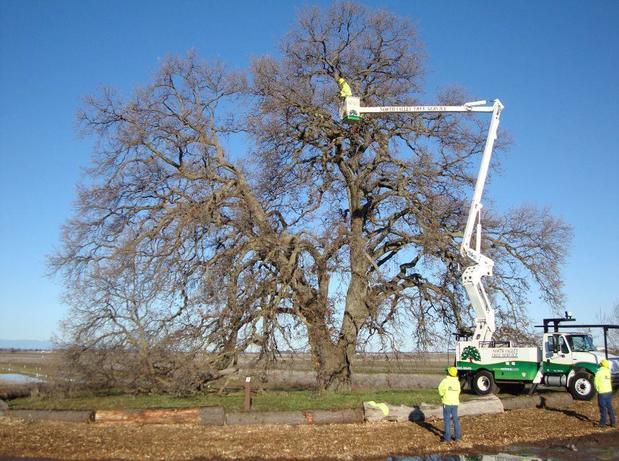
52,3,571,392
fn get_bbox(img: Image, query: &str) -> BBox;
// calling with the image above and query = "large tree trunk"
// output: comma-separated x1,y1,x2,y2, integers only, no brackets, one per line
307,211,371,392
337,208,372,386
307,319,350,391
302,291,350,391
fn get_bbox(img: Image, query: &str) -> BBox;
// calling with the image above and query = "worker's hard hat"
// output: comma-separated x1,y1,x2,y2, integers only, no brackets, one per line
447,367,458,377
600,359,610,368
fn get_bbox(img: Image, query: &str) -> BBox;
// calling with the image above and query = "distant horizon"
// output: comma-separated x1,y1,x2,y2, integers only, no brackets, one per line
0,339,55,350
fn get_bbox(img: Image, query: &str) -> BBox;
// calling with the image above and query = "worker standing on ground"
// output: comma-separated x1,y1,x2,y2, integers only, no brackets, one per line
438,367,461,442
594,359,616,428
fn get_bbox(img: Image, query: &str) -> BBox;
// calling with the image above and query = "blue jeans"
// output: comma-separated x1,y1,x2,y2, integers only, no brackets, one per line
443,405,461,441
598,392,616,426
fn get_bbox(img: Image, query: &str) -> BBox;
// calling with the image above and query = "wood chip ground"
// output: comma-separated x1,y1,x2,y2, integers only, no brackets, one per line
1,399,618,460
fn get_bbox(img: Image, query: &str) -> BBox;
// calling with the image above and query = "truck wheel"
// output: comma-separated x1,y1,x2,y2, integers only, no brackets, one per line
472,370,496,395
569,371,595,400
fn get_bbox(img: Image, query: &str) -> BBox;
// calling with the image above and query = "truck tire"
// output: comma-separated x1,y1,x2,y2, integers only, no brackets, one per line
569,371,595,400
472,370,496,395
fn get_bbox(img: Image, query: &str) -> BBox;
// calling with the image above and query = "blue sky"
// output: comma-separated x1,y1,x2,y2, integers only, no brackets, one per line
0,0,617,341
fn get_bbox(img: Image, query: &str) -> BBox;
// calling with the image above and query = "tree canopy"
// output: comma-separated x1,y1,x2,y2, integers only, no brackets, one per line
51,2,571,392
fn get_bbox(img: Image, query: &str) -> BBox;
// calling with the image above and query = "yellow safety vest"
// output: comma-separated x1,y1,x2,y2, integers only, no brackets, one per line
438,376,460,405
594,366,612,394
338,79,352,98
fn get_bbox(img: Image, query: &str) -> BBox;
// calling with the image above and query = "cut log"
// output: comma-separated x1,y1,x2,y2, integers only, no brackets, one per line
95,408,203,424
225,408,364,426
364,395,504,423
226,410,307,426
364,402,413,422
199,406,226,425
304,408,364,425
7,409,94,422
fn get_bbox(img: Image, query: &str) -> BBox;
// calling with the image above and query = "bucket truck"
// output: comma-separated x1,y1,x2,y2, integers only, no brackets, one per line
341,95,619,400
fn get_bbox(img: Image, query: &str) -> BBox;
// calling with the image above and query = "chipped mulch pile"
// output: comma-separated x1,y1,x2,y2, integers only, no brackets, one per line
1,399,618,460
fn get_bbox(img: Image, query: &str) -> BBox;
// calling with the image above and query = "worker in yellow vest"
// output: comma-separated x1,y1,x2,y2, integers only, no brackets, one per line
438,367,461,442
337,77,352,98
594,359,615,427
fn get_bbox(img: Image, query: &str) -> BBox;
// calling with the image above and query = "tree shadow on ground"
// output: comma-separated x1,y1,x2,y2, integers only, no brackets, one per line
537,396,593,422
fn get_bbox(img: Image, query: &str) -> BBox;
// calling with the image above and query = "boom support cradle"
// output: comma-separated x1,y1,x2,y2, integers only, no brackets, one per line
341,96,504,344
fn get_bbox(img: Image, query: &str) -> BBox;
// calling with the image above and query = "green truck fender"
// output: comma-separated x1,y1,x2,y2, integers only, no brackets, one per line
573,362,599,375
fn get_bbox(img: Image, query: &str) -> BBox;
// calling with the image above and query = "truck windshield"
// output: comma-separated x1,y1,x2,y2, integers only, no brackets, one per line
566,335,595,352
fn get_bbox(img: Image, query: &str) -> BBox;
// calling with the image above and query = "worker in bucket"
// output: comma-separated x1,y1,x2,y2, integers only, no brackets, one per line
438,366,461,442
594,359,615,427
337,77,352,98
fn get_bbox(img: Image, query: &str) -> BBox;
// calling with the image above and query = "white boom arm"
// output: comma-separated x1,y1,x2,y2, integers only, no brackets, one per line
458,99,503,343
341,97,504,344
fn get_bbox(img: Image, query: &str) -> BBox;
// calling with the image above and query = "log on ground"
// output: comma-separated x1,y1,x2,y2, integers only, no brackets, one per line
199,406,226,425
95,408,206,424
303,408,364,424
225,408,364,426
6,409,94,422
226,410,307,426
364,395,504,422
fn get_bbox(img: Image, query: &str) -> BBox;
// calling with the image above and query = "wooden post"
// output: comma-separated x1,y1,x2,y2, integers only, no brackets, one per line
244,376,252,411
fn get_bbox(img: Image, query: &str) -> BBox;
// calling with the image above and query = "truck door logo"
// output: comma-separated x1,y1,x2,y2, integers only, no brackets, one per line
461,346,481,362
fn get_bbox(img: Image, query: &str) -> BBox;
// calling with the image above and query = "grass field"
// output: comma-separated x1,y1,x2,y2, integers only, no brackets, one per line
1,350,457,411
8,387,462,411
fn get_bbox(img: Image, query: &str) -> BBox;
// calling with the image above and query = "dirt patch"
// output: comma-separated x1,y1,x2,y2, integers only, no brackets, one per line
1,399,618,460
